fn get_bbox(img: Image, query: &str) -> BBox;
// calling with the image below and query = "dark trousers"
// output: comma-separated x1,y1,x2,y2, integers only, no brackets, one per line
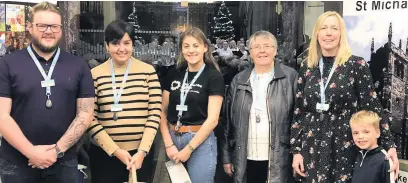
0,156,78,183
89,144,153,183
77,171,84,183
247,160,268,183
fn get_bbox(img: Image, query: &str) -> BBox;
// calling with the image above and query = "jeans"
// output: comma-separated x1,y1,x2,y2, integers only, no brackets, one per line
0,156,78,183
169,130,217,183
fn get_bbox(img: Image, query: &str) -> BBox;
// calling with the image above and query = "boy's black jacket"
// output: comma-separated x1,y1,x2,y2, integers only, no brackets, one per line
351,146,394,183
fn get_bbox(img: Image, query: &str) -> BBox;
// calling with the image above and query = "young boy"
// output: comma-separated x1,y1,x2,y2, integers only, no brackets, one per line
350,110,395,183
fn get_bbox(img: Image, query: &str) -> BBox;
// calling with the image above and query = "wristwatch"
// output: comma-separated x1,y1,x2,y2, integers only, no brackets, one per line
55,144,64,158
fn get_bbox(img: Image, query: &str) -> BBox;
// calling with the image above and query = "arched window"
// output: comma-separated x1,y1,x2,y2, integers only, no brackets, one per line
394,60,399,77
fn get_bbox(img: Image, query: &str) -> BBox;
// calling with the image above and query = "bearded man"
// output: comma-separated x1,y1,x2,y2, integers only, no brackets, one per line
0,2,94,182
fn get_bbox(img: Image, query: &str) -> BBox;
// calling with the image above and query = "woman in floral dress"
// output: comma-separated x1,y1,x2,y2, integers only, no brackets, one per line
290,11,399,183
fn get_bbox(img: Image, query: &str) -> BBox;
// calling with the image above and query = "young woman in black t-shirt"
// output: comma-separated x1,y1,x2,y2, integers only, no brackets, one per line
160,27,225,183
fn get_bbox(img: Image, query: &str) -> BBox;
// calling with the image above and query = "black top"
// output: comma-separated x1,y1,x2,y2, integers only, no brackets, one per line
351,147,393,183
164,65,225,125
0,48,95,165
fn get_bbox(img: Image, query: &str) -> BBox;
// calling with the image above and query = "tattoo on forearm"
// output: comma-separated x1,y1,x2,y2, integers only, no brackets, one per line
78,98,92,114
59,98,94,150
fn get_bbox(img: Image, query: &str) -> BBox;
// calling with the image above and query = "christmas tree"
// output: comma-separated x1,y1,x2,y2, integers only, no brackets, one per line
213,1,235,41
127,2,143,43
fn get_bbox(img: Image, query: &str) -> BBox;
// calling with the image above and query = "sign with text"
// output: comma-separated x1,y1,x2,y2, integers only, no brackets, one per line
344,0,408,15
343,0,408,62
398,170,408,183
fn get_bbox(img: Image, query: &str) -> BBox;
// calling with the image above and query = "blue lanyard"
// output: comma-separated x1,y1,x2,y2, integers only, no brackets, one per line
27,45,60,97
319,57,337,104
177,64,206,120
252,68,274,102
110,58,132,105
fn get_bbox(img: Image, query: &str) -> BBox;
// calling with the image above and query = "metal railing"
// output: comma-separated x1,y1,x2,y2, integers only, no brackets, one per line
76,29,180,66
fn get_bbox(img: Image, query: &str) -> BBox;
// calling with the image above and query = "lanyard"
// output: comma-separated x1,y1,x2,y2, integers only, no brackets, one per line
27,45,60,97
252,68,274,104
177,64,206,120
110,58,132,105
319,57,337,105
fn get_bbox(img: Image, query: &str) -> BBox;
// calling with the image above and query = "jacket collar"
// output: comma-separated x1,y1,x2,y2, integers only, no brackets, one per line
236,60,286,86
359,146,383,156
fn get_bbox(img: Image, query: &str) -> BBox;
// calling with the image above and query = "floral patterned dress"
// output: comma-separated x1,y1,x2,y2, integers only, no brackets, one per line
290,56,395,183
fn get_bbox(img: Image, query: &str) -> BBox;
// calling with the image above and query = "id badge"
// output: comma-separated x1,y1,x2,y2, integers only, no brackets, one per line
41,79,55,87
316,103,330,111
111,104,123,112
176,105,188,112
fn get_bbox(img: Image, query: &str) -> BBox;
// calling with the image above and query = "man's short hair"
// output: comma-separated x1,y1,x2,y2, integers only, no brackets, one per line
28,1,62,23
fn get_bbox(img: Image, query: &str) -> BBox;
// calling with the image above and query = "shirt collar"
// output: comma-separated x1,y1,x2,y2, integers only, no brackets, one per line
30,44,58,62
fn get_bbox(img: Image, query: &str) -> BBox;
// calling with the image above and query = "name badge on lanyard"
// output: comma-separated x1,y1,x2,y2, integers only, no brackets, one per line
176,105,188,112
109,58,132,121
316,57,337,112
41,79,55,88
175,64,206,130
27,46,61,109
111,103,123,112
316,103,330,111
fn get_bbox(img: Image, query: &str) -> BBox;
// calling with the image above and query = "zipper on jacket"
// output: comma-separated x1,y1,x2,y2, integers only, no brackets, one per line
266,81,272,183
359,150,369,167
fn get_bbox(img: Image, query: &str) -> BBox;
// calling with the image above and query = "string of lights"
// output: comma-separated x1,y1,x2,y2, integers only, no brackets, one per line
213,1,235,40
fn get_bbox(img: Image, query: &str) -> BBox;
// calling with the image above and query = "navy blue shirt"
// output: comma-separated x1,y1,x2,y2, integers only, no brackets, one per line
0,48,94,165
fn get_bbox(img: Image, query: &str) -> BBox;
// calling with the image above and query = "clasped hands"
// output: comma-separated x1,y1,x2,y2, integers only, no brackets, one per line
165,145,193,164
114,149,146,171
26,144,57,169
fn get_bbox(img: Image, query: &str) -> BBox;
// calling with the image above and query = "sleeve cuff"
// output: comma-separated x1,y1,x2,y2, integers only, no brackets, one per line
383,143,397,151
0,93,11,98
93,136,120,156
290,147,302,154
221,153,231,164
77,94,95,98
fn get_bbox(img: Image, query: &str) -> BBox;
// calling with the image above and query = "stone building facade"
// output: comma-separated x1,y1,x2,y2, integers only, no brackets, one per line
369,23,408,139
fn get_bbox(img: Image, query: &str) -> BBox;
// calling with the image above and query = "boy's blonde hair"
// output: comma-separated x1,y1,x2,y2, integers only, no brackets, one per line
350,110,381,130
28,1,61,23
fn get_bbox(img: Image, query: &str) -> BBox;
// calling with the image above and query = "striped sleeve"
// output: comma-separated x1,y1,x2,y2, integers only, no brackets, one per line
138,67,162,153
87,74,119,156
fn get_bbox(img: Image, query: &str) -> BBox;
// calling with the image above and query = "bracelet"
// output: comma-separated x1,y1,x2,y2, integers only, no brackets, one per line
165,144,175,149
187,143,195,152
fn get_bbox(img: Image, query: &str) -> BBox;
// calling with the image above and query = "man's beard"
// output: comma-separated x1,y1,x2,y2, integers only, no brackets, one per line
31,35,60,53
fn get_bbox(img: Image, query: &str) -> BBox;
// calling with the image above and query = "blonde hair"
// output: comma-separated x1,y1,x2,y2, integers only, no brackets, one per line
350,110,381,130
306,11,352,68
28,1,62,23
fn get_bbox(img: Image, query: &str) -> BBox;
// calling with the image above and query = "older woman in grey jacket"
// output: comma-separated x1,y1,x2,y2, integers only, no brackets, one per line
221,30,298,183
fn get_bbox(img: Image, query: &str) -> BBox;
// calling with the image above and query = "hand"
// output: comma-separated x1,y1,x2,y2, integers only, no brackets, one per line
165,145,179,160
386,148,399,180
114,149,132,167
127,151,145,170
292,153,306,177
223,163,234,177
173,147,192,164
27,145,57,169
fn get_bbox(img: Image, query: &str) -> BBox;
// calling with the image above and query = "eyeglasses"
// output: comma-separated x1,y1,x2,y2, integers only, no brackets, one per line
251,44,275,50
34,23,62,33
